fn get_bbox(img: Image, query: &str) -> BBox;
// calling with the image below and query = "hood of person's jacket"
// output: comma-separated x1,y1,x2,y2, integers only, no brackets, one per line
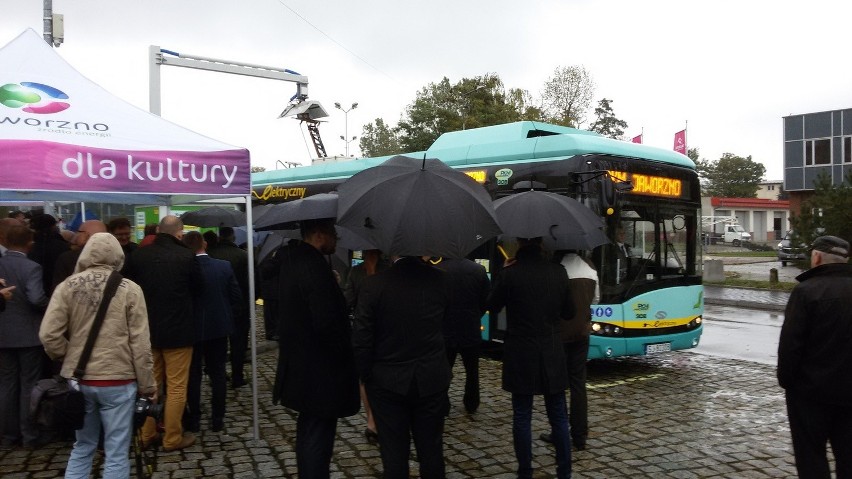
74,232,124,274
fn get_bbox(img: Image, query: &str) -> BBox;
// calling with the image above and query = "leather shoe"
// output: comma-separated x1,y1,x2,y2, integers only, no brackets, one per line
140,434,161,450
231,379,247,389
364,428,379,443
539,432,553,443
163,433,196,452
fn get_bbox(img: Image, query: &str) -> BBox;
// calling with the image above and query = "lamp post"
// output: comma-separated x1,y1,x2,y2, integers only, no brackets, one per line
334,101,358,157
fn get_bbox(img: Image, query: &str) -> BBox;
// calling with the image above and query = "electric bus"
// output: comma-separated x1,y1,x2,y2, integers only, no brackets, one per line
252,121,703,359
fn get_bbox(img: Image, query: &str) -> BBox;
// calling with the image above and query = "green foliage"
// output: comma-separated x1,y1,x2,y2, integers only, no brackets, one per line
395,74,521,152
790,170,852,247
540,65,595,127
358,118,401,158
588,98,628,140
696,153,766,197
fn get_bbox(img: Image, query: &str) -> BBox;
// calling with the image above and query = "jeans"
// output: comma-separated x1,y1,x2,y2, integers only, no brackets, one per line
0,346,44,444
512,392,572,479
295,412,338,479
142,346,193,449
65,382,137,479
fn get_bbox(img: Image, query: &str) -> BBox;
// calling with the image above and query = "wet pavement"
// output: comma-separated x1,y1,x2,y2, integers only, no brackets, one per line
1,331,799,478
0,263,805,478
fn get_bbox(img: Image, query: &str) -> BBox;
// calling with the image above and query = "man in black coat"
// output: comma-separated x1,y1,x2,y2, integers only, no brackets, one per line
488,238,575,479
272,219,359,479
778,235,852,478
126,215,203,452
207,227,250,388
434,257,489,414
353,256,451,479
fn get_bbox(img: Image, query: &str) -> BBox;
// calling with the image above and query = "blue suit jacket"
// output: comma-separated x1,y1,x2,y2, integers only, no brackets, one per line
0,251,49,348
194,254,241,342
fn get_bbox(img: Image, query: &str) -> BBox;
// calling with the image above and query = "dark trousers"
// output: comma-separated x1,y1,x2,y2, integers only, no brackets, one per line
563,338,589,446
786,391,852,479
187,337,228,425
295,412,338,479
368,382,448,479
446,343,480,413
0,346,44,444
263,299,279,340
512,393,572,479
229,313,250,386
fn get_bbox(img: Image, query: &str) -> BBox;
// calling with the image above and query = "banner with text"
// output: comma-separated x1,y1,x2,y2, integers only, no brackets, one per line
673,129,687,155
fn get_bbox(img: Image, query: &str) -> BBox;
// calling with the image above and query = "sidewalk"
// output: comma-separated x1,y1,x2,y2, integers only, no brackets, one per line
703,284,790,312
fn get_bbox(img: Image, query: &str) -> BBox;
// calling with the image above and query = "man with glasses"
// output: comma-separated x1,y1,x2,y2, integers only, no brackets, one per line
778,235,852,478
272,218,359,478
107,218,137,258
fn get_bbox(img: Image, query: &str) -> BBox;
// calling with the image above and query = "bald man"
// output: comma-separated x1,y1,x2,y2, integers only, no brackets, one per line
52,220,107,289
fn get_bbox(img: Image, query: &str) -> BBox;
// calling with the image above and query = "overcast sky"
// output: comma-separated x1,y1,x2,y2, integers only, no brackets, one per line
4,0,852,181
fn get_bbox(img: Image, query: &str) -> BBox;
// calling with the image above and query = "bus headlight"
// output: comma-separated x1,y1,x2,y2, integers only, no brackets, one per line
591,322,624,337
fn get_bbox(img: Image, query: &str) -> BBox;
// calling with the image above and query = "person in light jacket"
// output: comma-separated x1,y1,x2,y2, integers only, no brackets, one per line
40,232,156,479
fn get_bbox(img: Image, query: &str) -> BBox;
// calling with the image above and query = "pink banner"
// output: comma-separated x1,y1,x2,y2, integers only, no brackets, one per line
673,129,687,155
0,140,250,195
631,134,642,144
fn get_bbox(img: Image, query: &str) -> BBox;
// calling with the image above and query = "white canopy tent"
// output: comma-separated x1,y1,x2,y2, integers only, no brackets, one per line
0,29,262,438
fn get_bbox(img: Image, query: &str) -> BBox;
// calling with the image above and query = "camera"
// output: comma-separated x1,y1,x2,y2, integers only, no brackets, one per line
133,397,164,429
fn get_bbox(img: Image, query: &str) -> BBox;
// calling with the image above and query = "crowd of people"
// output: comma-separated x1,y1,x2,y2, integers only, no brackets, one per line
3,207,848,479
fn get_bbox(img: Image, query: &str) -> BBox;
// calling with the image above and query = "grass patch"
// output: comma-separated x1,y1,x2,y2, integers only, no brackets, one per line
704,278,796,291
705,251,777,258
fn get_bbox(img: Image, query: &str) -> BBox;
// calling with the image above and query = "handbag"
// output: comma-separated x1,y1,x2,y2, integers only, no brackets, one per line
30,271,123,430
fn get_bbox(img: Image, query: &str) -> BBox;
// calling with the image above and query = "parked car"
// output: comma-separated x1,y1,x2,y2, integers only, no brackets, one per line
777,231,807,266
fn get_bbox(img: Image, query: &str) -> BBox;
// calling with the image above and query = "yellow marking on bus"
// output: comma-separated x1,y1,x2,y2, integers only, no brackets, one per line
621,315,699,329
465,170,487,183
587,373,665,390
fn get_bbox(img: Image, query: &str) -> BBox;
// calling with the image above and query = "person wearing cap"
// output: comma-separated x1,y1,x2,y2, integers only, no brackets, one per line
778,235,852,478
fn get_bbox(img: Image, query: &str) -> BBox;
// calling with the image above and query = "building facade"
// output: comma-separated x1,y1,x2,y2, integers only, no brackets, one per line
784,108,852,213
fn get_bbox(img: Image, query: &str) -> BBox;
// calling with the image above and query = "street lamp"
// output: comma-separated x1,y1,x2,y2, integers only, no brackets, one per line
334,101,358,157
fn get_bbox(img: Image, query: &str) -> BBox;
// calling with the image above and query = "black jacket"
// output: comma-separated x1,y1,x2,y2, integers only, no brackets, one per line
435,258,489,349
488,246,575,395
778,262,852,405
208,241,249,318
353,257,451,397
272,241,359,418
126,233,203,349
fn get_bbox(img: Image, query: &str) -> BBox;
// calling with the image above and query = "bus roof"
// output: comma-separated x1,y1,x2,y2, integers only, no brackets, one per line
253,121,695,187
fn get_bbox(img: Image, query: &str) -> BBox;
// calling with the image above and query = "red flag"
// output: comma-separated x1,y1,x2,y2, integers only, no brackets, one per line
673,129,687,155
631,134,642,144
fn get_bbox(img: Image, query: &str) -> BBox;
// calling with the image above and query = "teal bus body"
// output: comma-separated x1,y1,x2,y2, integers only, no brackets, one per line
253,121,704,360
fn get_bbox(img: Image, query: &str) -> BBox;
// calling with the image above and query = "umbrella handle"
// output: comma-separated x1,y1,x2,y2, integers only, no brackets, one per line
497,244,509,260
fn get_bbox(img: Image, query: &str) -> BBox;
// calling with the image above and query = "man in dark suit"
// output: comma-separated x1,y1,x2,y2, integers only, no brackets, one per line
434,257,489,414
126,215,203,452
183,232,241,433
27,213,69,298
207,227,250,389
272,218,359,479
0,223,49,448
488,237,575,479
353,255,451,479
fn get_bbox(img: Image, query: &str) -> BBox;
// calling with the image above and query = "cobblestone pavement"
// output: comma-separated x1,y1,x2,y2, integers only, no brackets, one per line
1,344,799,478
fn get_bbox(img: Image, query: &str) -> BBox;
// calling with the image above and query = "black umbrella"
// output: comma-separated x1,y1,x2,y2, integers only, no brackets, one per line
253,193,338,231
337,155,502,258
180,206,246,228
493,191,608,250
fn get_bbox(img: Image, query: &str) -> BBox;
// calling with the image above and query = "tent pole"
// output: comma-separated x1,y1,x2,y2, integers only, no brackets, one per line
245,195,260,441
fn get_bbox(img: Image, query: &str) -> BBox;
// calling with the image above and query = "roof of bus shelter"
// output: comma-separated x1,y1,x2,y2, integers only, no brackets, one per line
252,121,694,188
0,29,251,205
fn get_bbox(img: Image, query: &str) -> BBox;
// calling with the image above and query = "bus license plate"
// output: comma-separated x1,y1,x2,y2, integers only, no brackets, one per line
645,342,671,354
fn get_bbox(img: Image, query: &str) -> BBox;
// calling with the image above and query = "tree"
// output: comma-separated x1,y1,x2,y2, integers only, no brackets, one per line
506,88,545,122
396,74,521,152
790,171,852,248
696,153,765,198
587,98,628,139
540,65,595,128
359,118,402,158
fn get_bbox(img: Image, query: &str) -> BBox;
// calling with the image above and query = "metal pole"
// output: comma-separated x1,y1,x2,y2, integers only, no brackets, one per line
245,195,259,441
344,110,349,157
43,0,53,46
149,46,162,116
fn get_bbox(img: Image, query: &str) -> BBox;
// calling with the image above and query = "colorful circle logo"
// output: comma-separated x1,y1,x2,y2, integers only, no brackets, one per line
0,82,70,114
